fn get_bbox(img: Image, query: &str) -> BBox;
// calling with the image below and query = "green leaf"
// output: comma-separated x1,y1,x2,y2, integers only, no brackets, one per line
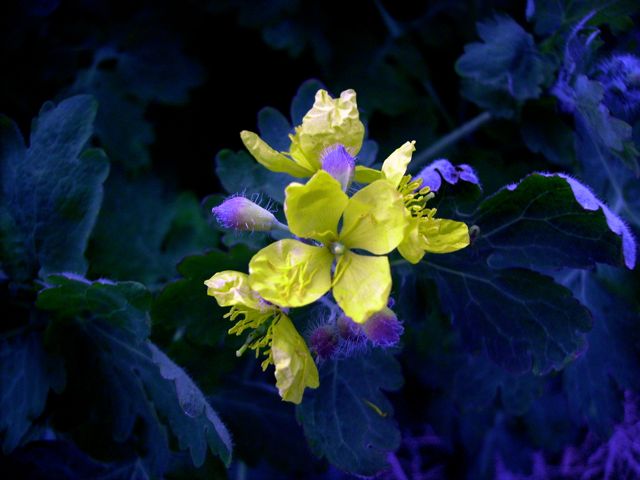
426,252,592,374
475,174,630,270
36,275,232,474
0,330,65,453
152,246,252,348
296,350,403,476
0,96,109,278
88,171,218,287
456,15,552,103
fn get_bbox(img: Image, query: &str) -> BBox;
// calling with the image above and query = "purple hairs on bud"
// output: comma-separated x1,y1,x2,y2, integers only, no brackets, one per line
321,144,356,191
212,196,277,231
309,325,339,360
597,54,640,122
361,307,403,347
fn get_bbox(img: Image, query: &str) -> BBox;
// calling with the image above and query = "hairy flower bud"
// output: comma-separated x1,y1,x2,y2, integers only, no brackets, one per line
212,196,278,231
309,325,339,360
321,144,355,191
361,307,403,347
597,54,640,122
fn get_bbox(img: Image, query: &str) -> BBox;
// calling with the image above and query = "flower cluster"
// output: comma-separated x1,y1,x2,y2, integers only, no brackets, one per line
205,89,470,403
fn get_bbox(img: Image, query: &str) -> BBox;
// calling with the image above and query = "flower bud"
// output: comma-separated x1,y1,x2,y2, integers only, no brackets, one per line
212,196,278,231
321,144,355,191
309,325,339,360
361,307,403,347
336,314,364,342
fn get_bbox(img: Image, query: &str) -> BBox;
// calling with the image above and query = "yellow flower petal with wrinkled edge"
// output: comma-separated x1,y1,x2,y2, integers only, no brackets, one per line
289,89,365,168
204,270,264,310
422,218,470,253
339,180,407,255
354,165,382,184
271,314,319,404
397,217,426,264
284,170,348,244
333,251,392,324
249,239,333,307
240,130,313,178
381,141,416,188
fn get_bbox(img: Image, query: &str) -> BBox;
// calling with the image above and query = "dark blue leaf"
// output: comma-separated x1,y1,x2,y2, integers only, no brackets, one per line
0,96,109,278
36,275,232,474
427,252,592,374
290,79,325,126
456,15,551,103
475,173,634,270
257,107,292,152
296,350,403,476
0,330,65,453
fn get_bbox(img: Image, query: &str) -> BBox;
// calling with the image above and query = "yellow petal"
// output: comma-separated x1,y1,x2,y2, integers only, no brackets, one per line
240,130,313,178
422,218,470,253
289,89,365,169
339,180,407,255
271,314,319,404
248,239,333,307
284,170,348,243
333,251,392,324
354,165,382,184
397,216,426,264
381,141,416,188
204,270,263,310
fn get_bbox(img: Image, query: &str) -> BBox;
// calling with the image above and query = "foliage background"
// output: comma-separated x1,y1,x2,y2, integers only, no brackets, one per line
1,0,640,478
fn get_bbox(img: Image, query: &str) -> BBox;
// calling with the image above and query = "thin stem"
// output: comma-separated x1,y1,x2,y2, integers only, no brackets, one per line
410,111,492,171
387,452,409,480
272,220,290,232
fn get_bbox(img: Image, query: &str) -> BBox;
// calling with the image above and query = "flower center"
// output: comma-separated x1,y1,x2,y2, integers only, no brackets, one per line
328,241,346,256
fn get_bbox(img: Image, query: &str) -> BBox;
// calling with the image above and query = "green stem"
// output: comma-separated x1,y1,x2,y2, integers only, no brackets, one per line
410,111,492,171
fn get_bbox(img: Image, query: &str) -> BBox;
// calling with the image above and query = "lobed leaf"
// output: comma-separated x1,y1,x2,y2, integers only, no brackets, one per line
296,350,403,477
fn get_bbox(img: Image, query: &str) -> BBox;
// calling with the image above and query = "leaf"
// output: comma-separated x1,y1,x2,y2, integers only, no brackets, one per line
0,96,109,278
151,246,252,349
0,440,150,480
215,149,291,204
290,79,326,126
0,330,65,453
475,173,635,270
36,275,232,475
453,354,543,416
426,252,592,374
520,101,576,166
296,349,403,476
70,33,204,169
562,270,640,436
456,15,551,103
88,171,218,286
209,379,318,473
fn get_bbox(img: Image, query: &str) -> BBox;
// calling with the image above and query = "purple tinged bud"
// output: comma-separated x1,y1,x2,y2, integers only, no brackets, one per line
309,325,339,360
336,314,364,341
212,196,278,232
362,307,403,347
415,159,480,193
321,144,355,191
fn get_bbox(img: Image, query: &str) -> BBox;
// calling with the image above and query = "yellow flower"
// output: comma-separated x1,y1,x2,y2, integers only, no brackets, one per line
204,270,318,404
248,170,406,324
354,142,470,264
240,89,365,178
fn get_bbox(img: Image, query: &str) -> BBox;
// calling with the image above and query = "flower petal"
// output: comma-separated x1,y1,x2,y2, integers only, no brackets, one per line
285,170,348,243
333,251,392,324
381,141,416,188
354,165,382,184
271,314,319,404
422,218,470,253
204,270,263,310
289,89,365,169
249,239,333,307
339,180,407,254
241,130,313,177
397,216,426,264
